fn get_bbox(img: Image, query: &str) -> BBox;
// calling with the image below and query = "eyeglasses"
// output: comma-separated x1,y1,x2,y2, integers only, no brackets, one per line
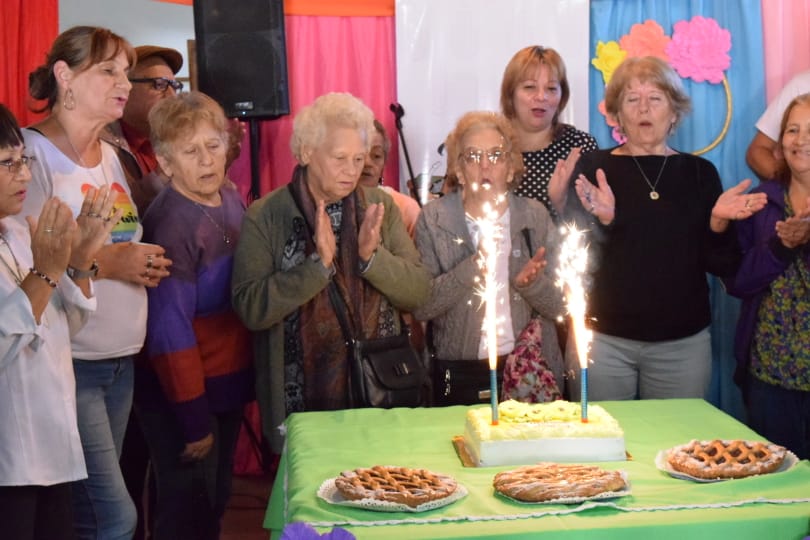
0,155,35,174
129,77,184,92
460,147,509,166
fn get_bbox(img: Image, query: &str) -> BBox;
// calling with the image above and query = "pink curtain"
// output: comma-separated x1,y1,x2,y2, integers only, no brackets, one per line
227,15,398,199
761,0,810,100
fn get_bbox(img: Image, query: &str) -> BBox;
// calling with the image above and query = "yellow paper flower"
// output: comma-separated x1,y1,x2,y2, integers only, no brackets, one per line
591,41,627,86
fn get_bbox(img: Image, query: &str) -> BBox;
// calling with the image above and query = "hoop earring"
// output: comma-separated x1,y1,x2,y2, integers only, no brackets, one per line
63,88,76,111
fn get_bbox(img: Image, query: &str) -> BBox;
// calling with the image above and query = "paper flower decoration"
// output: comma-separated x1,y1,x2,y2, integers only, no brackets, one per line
591,41,627,86
592,16,732,153
619,20,671,62
666,16,731,84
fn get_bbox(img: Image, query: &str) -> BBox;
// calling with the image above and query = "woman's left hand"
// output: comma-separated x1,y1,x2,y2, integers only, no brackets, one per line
711,179,768,231
358,202,384,262
70,185,123,270
515,247,547,287
574,168,615,225
776,196,810,248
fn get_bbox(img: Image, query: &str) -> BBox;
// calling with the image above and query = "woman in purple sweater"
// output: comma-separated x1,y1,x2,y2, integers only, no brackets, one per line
135,92,253,539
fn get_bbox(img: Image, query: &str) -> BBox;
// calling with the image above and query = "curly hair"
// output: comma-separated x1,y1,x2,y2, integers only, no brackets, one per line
290,93,375,162
148,91,229,159
443,111,525,191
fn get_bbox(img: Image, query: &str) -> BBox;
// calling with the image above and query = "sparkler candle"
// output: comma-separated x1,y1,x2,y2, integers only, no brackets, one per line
472,196,505,426
555,225,592,423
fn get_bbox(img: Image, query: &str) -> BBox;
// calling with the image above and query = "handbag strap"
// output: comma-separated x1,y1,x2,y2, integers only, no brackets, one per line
327,280,358,344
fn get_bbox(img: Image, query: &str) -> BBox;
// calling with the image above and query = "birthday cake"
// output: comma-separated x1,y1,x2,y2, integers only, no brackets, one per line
463,400,626,467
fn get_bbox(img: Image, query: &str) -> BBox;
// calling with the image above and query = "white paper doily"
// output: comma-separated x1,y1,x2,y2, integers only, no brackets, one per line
494,470,631,505
655,446,799,483
318,478,468,513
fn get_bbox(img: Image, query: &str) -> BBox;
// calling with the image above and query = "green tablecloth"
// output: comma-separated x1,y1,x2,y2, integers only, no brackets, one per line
265,399,810,539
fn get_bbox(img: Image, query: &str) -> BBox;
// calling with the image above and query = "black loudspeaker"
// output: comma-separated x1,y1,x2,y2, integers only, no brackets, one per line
193,0,290,118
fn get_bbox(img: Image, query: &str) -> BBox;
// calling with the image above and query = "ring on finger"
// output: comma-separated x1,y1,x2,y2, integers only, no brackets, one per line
146,255,154,269
44,228,54,233
589,204,595,213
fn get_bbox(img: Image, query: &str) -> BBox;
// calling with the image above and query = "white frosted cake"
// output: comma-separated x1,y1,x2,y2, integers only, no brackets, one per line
464,400,626,466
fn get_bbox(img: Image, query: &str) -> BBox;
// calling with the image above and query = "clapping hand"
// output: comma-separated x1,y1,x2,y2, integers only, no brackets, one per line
313,199,337,267
711,179,767,229
548,147,582,214
70,186,123,272
574,168,615,225
26,197,77,280
776,195,810,248
358,202,384,262
515,247,547,287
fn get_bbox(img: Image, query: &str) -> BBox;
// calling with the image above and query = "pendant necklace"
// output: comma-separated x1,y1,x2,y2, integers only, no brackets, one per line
630,152,669,201
194,200,231,244
56,117,110,186
0,233,26,284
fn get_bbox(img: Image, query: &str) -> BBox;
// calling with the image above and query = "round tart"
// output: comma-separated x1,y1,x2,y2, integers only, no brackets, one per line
334,465,458,508
666,439,786,480
493,462,627,502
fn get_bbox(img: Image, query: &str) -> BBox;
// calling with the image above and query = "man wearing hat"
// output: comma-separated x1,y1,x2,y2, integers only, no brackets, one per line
104,45,184,213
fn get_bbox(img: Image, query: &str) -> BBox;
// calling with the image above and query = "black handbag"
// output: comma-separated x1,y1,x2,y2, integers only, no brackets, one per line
327,282,425,408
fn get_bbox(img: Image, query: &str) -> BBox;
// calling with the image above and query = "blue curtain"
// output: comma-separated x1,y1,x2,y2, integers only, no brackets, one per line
588,0,766,420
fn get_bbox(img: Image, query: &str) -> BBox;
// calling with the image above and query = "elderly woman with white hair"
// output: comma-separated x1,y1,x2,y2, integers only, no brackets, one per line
232,92,430,453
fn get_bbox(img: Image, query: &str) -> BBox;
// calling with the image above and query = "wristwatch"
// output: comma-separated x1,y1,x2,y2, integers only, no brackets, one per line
67,260,99,280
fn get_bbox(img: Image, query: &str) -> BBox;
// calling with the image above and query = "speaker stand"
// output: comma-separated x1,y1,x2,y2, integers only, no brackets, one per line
248,118,261,201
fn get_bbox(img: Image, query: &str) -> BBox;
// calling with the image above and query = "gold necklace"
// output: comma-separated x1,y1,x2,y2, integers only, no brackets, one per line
0,233,25,284
194,200,231,244
630,153,669,201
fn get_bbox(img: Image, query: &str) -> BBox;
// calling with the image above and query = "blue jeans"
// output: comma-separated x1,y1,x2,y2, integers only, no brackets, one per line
72,357,137,540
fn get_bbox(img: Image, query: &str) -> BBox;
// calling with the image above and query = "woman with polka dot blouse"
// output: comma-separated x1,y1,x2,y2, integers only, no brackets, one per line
500,46,598,217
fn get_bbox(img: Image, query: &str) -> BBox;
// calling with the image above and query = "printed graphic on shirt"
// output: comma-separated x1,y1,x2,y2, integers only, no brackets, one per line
81,182,140,243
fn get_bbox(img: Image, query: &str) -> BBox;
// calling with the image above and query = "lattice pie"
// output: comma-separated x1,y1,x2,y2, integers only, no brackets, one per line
334,465,458,508
666,439,786,479
493,462,627,502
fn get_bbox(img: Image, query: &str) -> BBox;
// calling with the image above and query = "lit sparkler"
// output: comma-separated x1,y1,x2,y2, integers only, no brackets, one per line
555,224,592,422
470,187,506,425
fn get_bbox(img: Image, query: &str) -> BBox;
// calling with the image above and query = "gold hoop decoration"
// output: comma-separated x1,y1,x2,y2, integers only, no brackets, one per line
692,75,731,156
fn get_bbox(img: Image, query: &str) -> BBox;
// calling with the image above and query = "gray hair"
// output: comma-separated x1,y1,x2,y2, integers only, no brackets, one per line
290,92,375,162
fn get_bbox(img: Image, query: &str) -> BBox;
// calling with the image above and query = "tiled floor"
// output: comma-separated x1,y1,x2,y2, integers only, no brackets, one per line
221,473,275,540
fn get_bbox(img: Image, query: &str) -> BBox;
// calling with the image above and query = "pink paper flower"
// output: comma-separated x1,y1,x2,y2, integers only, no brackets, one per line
665,16,730,84
619,20,671,61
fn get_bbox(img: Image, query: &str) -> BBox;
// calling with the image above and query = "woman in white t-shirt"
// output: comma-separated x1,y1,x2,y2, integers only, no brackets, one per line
22,26,172,540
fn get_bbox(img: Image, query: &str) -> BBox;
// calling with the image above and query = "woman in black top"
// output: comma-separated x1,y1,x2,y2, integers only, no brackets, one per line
561,56,766,401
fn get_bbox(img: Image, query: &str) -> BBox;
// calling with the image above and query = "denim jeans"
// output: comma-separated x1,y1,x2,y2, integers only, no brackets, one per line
135,406,242,540
72,357,137,540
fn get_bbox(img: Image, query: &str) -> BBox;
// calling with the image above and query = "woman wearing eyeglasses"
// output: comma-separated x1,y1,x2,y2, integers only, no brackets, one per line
21,26,173,539
413,111,565,406
0,103,122,540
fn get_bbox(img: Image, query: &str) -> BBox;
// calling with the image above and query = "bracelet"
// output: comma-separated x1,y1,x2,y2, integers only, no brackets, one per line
67,260,99,280
29,267,58,288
